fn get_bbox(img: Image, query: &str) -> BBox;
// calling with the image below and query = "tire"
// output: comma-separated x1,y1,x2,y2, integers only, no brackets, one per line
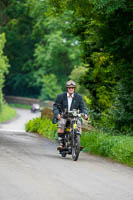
31,109,35,113
72,134,80,161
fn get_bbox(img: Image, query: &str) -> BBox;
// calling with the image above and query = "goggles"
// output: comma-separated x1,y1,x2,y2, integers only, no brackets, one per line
66,80,76,88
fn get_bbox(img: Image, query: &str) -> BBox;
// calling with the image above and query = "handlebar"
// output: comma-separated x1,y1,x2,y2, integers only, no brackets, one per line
56,105,88,120
62,110,87,119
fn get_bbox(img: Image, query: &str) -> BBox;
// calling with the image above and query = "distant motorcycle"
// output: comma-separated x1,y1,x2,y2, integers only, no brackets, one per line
58,109,84,161
31,104,40,113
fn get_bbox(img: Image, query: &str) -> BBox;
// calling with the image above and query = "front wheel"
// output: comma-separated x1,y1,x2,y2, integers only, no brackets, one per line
72,134,80,161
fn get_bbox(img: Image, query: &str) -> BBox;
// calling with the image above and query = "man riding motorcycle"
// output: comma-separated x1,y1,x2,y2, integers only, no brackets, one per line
53,80,88,150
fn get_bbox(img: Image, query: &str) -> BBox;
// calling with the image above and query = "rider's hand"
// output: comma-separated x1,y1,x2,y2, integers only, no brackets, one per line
84,114,88,120
57,114,61,120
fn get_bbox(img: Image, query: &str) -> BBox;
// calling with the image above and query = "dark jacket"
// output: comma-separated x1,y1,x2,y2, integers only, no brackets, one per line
53,92,87,121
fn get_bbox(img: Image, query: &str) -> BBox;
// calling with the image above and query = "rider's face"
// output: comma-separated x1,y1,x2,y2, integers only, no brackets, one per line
67,87,75,95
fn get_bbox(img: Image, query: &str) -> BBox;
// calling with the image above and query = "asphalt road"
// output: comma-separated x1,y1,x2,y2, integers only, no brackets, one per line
0,108,133,200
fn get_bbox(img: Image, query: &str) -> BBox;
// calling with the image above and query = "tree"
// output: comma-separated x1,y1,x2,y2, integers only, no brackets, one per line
2,0,82,97
90,0,133,131
0,33,9,112
47,0,133,131
1,0,39,97
39,74,62,101
31,4,82,91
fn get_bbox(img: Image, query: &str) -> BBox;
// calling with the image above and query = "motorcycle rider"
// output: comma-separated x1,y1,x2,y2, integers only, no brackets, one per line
53,80,88,149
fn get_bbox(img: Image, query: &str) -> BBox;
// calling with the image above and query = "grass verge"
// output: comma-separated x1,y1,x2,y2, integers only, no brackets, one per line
26,117,133,167
26,117,57,140
9,103,31,109
0,103,16,123
81,131,133,167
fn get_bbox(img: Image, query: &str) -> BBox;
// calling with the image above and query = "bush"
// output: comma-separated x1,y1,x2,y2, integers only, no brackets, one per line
25,117,57,140
26,117,41,132
39,74,62,101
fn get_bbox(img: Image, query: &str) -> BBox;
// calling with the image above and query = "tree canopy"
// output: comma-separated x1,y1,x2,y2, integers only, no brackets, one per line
48,0,133,132
0,33,9,111
1,0,82,98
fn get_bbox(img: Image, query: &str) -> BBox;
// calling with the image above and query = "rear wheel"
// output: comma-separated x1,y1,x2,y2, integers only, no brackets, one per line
72,134,80,161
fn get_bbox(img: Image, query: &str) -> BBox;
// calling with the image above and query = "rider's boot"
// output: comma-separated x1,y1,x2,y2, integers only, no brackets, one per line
57,133,64,150
57,138,64,150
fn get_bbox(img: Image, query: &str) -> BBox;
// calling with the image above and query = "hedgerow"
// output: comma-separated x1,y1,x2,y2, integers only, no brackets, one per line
25,117,57,140
81,132,133,167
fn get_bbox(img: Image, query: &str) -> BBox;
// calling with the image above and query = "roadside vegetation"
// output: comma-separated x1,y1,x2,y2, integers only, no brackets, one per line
0,102,31,123
81,132,133,167
0,33,16,123
9,103,31,110
26,117,57,140
0,103,16,123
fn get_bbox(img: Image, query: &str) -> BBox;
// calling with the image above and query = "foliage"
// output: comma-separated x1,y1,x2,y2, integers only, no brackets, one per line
33,9,82,91
1,0,39,97
113,76,133,132
25,117,58,140
0,33,9,112
81,131,133,167
2,0,82,97
0,103,16,123
9,103,31,110
82,52,116,112
69,64,88,94
38,74,62,101
85,1,133,131
1,0,133,132
26,117,42,133
48,0,133,132
110,136,133,165
69,64,92,110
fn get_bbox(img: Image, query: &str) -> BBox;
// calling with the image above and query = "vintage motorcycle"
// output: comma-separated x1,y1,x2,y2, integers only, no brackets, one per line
58,109,83,161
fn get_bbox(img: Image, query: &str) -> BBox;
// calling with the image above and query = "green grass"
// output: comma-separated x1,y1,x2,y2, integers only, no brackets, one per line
9,103,31,109
0,103,16,123
81,131,133,167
